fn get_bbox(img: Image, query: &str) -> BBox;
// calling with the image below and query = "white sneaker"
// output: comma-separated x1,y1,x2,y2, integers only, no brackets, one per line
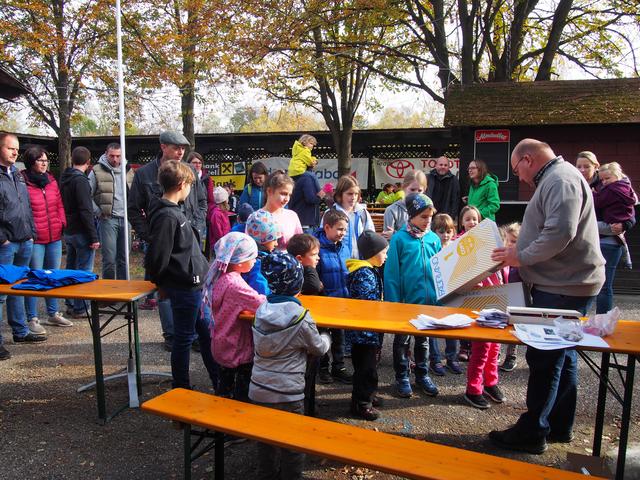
28,318,47,335
45,312,73,327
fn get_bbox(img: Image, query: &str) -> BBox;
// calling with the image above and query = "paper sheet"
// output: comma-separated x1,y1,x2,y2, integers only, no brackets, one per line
512,324,610,350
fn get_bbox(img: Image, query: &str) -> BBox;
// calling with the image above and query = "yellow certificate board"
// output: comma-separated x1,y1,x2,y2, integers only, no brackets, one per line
442,282,528,311
431,219,504,301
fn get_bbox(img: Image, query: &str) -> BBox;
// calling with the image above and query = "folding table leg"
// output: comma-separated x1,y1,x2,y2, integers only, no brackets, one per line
592,352,610,456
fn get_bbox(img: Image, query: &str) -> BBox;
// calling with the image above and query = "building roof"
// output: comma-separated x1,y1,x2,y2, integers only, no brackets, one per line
0,66,30,100
444,78,640,127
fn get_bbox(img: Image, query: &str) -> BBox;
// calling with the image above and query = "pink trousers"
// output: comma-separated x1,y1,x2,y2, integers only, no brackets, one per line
466,341,500,395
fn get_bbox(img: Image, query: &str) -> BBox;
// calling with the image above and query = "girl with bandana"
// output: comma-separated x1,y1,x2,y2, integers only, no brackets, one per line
383,193,441,399
204,232,266,401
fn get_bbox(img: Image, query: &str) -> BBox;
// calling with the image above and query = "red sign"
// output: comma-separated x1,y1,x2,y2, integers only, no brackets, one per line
475,129,510,143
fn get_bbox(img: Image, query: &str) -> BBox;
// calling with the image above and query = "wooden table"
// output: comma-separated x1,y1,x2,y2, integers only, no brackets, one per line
294,295,639,480
0,279,156,423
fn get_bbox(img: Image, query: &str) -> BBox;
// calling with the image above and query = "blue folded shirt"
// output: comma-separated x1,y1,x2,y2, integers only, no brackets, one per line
0,264,30,284
11,269,98,291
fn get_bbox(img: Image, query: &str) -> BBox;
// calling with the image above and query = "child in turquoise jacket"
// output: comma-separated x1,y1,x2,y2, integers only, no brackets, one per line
384,193,441,399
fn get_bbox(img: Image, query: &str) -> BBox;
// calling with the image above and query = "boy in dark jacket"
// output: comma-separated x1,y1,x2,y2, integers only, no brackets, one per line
251,252,330,480
314,209,352,384
287,233,323,295
145,160,218,390
346,230,389,420
60,147,100,318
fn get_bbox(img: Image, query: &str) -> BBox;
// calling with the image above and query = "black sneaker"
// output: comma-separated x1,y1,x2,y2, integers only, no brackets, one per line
429,361,446,376
489,426,547,454
371,395,384,408
331,367,353,384
0,344,11,361
484,385,505,403
191,339,200,352
446,360,464,375
351,401,380,421
318,369,334,384
13,333,48,343
500,355,517,372
464,393,490,409
547,431,574,443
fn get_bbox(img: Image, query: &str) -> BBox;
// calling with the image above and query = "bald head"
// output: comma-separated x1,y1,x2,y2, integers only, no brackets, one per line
511,138,557,187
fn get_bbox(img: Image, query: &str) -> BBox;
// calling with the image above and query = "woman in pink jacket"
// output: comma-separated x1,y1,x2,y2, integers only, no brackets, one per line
21,146,71,331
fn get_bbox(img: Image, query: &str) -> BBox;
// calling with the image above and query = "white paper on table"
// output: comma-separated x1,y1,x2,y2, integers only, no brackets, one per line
410,313,474,330
512,324,610,350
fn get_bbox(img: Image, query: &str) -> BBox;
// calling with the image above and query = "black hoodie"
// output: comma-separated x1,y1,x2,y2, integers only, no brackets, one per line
145,197,209,290
59,167,99,243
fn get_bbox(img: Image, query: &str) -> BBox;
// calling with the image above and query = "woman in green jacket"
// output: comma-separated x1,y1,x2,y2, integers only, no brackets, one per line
464,159,500,221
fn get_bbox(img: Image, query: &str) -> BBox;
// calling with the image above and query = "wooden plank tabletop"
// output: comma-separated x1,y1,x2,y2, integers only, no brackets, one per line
143,389,596,480
0,279,156,302
242,296,640,356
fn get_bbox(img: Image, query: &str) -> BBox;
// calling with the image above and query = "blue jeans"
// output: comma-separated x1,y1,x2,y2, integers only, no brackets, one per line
26,240,63,318
596,241,623,314
515,288,592,439
0,239,33,342
393,334,429,380
158,297,174,339
166,287,218,389
99,217,129,280
64,233,95,313
429,338,459,363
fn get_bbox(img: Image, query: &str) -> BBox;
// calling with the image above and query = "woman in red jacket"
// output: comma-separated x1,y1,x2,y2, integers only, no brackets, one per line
21,146,71,331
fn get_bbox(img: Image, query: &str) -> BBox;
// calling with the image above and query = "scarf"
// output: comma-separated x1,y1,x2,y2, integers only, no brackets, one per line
26,170,50,188
405,221,426,239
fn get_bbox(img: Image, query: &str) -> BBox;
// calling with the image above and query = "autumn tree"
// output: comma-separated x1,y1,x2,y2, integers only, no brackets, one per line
0,0,114,167
121,0,236,148
236,0,402,176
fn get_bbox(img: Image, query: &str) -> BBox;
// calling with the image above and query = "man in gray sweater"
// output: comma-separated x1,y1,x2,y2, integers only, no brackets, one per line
490,138,605,454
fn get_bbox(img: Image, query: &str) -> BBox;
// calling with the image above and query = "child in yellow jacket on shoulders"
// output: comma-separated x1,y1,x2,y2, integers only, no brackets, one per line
288,134,317,179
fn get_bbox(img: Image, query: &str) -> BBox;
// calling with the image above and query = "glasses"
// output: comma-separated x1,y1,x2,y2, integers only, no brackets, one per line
190,161,202,165
35,158,49,164
467,166,477,171
512,155,526,176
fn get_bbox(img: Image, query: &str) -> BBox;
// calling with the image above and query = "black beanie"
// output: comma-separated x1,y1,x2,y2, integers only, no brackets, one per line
357,230,389,261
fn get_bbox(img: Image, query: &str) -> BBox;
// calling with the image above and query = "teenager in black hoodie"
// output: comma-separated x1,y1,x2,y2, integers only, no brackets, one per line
60,147,100,317
144,160,217,390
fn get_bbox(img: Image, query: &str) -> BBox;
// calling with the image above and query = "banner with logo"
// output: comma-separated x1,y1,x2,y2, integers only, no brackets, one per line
372,157,460,189
248,157,369,189
208,161,247,190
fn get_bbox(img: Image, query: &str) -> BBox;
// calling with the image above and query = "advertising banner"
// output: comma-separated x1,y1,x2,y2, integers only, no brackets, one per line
372,157,459,189
208,161,247,190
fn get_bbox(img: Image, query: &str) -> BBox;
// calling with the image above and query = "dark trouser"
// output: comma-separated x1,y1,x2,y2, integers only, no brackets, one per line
166,288,218,390
217,363,252,402
351,343,378,408
393,334,429,380
319,328,345,372
304,355,320,415
514,288,593,439
255,400,305,480
429,338,459,363
596,241,623,314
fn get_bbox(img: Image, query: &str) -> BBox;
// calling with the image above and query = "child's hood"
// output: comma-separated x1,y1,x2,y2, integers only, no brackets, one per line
604,179,637,205
292,140,309,156
346,258,372,274
253,301,307,356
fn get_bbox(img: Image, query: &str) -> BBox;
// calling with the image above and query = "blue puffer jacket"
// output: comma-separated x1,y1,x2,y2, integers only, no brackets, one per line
242,250,271,295
314,229,348,298
239,183,264,211
384,229,441,306
345,260,383,346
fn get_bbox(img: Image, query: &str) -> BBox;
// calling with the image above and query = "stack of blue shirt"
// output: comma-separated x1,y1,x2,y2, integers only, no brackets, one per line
11,269,98,291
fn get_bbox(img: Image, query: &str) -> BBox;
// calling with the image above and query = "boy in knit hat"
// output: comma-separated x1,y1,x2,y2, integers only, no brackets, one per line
207,186,231,254
346,230,389,420
230,203,254,233
250,252,330,480
243,210,282,295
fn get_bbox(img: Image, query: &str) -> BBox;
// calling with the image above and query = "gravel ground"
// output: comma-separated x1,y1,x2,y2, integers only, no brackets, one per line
1,263,638,479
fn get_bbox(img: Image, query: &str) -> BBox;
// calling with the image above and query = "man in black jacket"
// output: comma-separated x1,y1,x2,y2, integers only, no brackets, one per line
128,131,207,350
60,146,100,318
426,156,461,222
0,132,45,360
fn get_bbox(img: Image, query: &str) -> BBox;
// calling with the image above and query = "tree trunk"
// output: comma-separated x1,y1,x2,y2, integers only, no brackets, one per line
181,80,195,151
181,4,197,152
335,126,353,178
53,0,72,170
535,0,573,81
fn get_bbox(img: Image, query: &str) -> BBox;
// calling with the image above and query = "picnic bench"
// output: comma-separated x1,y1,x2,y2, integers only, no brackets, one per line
142,388,595,480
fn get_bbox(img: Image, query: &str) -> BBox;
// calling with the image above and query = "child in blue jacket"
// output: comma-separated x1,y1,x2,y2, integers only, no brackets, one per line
384,193,441,399
346,230,389,420
314,208,352,384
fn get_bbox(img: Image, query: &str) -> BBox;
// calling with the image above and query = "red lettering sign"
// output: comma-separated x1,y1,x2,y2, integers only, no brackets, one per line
475,129,510,143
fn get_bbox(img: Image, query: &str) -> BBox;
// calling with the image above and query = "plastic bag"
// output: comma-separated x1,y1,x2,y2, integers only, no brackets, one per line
553,316,584,342
582,307,621,337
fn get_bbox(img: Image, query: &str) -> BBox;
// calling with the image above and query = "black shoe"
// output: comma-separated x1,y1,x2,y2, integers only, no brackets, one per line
351,400,380,421
464,393,490,409
446,360,464,375
489,426,548,454
0,344,10,360
484,385,505,403
318,369,334,384
331,367,353,384
163,337,173,352
191,339,200,352
547,431,574,443
500,355,517,372
371,395,384,408
13,333,47,343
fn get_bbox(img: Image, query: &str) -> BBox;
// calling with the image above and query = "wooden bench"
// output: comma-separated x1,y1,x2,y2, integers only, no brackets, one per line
142,388,596,480
371,213,385,233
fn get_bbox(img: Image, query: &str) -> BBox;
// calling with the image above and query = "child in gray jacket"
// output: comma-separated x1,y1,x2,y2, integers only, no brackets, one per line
250,251,330,480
